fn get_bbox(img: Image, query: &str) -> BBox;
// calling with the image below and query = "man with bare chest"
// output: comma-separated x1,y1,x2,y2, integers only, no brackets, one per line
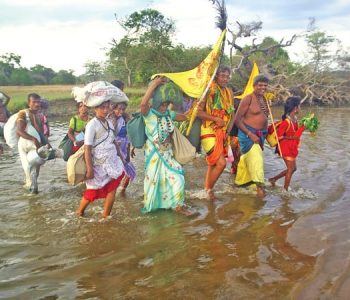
234,75,269,197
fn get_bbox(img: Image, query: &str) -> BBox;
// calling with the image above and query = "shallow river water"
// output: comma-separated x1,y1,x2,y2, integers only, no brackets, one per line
0,107,349,299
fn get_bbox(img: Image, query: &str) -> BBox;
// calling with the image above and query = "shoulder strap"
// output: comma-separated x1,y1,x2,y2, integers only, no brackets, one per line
93,120,111,148
285,118,291,131
73,116,77,131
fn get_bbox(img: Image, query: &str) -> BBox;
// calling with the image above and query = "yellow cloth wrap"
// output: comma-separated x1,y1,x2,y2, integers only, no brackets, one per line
203,82,233,130
235,144,264,186
201,126,216,154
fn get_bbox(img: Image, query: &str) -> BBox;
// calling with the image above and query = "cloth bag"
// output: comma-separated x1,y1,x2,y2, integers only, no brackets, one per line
66,121,112,185
67,146,86,185
126,112,146,149
266,119,290,147
59,117,76,161
4,110,41,149
171,126,196,164
59,135,74,161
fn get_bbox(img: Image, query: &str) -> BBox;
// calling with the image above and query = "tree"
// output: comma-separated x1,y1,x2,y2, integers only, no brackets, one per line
51,70,76,84
306,31,335,72
83,61,105,82
10,68,34,85
30,64,55,84
0,52,22,83
119,9,175,48
108,9,176,86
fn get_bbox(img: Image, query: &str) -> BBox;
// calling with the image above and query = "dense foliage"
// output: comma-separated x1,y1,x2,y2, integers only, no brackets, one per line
0,53,77,86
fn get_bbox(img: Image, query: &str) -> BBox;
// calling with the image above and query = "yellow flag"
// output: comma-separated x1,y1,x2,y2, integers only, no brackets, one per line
236,62,259,99
152,29,226,98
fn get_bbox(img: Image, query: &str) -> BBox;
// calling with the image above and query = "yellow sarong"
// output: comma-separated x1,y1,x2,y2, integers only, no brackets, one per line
235,144,264,186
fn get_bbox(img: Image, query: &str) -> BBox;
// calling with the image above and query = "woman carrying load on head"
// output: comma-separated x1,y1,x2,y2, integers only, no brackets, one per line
67,101,89,154
140,77,192,215
268,96,304,191
75,82,126,219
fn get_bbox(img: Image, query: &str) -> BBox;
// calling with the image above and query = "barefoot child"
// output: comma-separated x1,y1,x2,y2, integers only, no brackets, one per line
269,96,304,191
76,99,124,218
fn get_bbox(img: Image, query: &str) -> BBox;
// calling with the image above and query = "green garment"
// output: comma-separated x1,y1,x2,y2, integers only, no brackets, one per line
69,115,87,132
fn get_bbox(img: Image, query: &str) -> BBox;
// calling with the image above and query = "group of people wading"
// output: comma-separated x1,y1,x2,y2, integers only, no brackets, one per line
0,65,305,219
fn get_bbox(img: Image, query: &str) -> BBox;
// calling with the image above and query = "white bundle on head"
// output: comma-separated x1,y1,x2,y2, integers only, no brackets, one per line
72,81,128,107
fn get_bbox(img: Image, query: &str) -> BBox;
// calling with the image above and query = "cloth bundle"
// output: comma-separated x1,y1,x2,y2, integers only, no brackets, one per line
72,81,128,107
151,82,183,109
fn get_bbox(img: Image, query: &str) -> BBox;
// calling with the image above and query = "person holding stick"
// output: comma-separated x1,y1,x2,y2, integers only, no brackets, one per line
197,65,234,201
234,74,269,197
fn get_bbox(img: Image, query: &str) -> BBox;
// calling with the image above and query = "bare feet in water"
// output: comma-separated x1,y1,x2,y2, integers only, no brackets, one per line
206,189,215,201
76,210,84,217
119,187,126,197
175,206,195,216
268,178,276,187
256,186,266,198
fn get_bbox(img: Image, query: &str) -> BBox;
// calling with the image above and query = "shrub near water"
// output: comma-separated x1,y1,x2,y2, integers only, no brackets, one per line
0,85,146,113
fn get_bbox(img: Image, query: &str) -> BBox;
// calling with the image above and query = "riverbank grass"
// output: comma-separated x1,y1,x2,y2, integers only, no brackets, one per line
0,85,146,112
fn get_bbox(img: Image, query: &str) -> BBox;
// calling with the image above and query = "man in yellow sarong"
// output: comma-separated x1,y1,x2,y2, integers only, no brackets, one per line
197,65,234,200
234,74,269,197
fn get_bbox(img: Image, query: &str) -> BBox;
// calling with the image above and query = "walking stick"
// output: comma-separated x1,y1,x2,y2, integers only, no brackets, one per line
266,99,283,157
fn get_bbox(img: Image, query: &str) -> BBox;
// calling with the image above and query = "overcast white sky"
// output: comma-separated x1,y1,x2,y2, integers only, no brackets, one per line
0,0,349,75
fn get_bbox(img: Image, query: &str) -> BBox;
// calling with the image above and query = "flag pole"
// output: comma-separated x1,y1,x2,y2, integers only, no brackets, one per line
185,64,220,136
185,30,226,136
266,99,283,157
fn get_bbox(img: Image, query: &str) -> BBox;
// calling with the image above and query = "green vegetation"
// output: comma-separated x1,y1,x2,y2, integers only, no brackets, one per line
0,85,146,112
300,113,320,133
0,53,77,86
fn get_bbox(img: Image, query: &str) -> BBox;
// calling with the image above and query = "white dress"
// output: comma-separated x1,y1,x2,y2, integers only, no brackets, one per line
84,117,123,190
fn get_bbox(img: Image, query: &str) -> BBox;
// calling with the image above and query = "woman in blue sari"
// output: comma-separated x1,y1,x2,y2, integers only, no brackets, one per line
140,77,191,215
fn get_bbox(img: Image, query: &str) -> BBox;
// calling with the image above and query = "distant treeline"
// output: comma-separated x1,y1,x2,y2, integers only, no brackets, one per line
0,53,79,86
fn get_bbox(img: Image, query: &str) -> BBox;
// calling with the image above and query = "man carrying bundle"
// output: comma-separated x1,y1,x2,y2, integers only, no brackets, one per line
16,93,47,194
234,74,269,197
197,65,234,200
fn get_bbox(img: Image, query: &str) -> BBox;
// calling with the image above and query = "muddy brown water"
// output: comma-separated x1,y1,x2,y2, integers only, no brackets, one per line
0,107,349,299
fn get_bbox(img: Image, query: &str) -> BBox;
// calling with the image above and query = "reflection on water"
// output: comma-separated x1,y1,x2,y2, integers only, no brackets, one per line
0,107,350,299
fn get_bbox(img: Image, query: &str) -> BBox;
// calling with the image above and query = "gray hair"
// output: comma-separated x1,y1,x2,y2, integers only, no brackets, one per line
217,65,231,75
253,74,269,86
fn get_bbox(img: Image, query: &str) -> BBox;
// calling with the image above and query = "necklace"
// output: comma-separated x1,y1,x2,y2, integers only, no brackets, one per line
255,94,269,117
97,118,109,131
157,114,173,143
